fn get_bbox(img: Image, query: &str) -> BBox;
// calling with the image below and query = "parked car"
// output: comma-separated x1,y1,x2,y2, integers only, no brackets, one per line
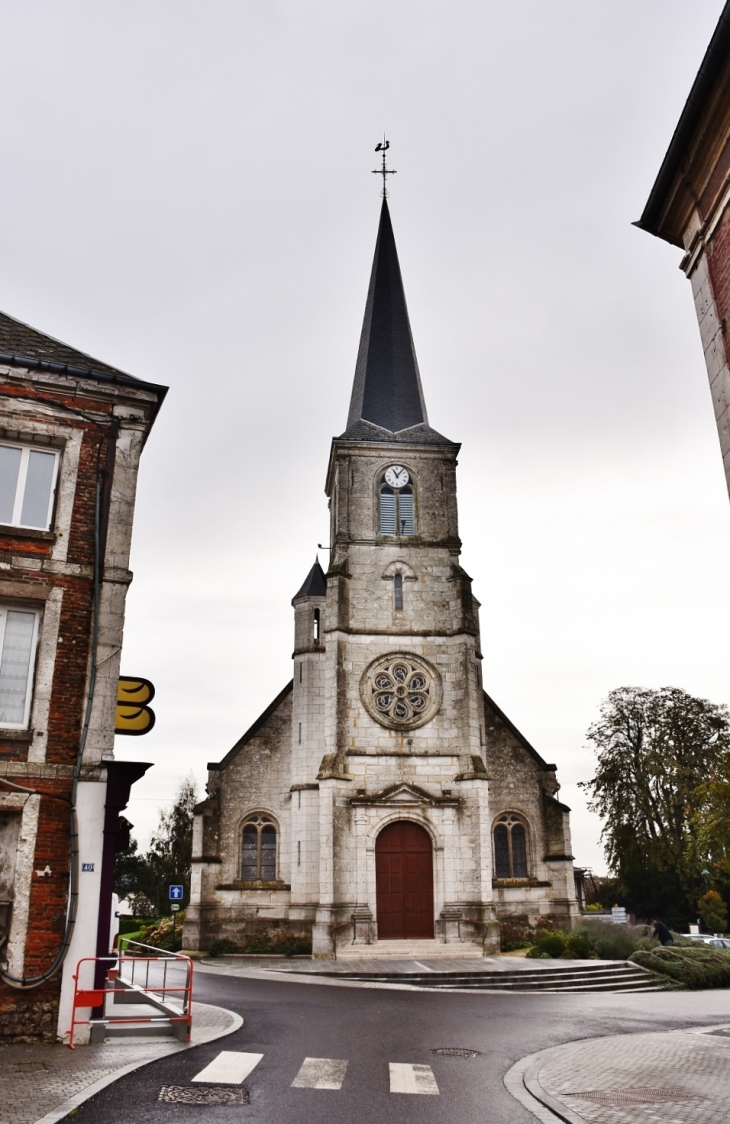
681,934,730,947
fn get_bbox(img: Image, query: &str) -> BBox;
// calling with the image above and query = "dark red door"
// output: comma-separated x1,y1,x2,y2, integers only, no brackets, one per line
375,821,434,939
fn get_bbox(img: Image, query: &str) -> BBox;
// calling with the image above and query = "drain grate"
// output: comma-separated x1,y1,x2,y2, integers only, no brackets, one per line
158,1086,248,1105
431,1047,480,1058
565,1087,702,1106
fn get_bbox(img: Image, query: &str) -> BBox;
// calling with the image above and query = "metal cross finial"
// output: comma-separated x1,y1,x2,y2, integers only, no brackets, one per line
372,134,396,198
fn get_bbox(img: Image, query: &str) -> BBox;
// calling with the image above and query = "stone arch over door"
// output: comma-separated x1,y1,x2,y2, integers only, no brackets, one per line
375,820,434,939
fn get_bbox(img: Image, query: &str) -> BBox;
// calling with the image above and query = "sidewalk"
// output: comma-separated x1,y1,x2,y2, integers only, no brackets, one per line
505,1023,730,1124
0,1001,242,1124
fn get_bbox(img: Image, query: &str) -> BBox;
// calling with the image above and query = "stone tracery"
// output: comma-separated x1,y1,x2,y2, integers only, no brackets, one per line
361,653,442,729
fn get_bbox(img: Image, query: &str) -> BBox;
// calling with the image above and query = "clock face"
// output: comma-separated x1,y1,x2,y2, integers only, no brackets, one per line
384,465,409,489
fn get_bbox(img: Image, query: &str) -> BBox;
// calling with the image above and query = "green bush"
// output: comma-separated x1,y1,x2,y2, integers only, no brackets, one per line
630,946,730,990
526,931,568,958
141,913,185,952
118,917,150,935
209,939,238,958
565,934,593,958
574,921,657,961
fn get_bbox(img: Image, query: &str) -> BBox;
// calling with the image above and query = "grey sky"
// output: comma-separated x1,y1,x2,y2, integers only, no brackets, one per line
2,1,729,871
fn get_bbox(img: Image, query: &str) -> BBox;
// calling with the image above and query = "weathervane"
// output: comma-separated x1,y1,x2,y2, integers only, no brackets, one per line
372,134,396,198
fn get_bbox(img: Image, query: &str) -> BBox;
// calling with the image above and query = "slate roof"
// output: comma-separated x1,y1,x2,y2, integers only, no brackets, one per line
0,309,167,402
342,199,453,445
635,0,730,241
292,558,327,602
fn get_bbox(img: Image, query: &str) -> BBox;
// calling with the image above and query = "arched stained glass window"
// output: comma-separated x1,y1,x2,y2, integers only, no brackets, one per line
241,815,278,880
493,814,529,879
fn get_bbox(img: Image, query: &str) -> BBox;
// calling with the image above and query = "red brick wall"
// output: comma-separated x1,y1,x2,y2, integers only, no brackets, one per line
0,383,116,1041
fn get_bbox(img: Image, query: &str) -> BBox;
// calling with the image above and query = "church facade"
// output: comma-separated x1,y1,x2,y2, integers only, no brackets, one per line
184,200,578,958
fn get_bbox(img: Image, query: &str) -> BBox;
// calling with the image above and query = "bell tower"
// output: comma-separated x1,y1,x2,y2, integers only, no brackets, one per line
311,196,498,957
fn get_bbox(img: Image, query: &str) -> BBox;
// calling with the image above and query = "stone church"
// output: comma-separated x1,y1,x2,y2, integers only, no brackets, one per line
184,199,578,958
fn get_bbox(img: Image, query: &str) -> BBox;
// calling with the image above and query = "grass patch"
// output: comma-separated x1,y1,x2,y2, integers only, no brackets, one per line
630,945,730,989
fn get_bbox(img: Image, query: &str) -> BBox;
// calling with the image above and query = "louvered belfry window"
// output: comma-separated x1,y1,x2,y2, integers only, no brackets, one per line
494,815,529,878
241,815,277,880
379,479,415,536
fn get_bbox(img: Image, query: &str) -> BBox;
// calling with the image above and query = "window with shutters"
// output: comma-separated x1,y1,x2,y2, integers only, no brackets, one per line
493,814,529,879
379,478,415,536
241,814,278,881
0,606,40,729
0,443,60,531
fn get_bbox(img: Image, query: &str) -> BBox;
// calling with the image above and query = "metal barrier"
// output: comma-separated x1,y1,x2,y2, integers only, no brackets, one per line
67,942,193,1048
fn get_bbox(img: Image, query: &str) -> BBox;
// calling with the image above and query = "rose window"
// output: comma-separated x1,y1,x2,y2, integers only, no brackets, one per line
361,653,442,730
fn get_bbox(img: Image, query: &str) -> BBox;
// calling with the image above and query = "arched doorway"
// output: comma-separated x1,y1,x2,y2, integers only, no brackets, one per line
375,821,434,939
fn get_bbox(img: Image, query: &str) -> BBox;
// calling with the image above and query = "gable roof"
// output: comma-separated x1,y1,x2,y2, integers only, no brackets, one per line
208,680,293,771
0,309,168,404
635,0,730,242
483,690,556,772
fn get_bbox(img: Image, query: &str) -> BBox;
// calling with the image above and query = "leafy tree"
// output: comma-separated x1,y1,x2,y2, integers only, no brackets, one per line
580,687,730,927
697,890,728,934
114,774,199,915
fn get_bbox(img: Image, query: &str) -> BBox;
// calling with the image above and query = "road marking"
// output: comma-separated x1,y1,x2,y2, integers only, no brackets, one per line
389,1063,439,1095
291,1057,349,1089
191,1051,263,1085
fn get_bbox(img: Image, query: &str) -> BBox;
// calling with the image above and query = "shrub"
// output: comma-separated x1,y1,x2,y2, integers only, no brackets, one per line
209,939,238,958
574,920,657,961
630,946,730,990
565,934,593,958
141,913,185,952
526,931,568,958
698,891,728,934
499,920,534,952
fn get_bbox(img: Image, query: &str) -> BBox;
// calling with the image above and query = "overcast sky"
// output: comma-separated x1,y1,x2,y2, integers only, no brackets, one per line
3,1,730,872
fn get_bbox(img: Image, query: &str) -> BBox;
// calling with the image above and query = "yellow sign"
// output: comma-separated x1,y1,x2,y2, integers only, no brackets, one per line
115,677,156,736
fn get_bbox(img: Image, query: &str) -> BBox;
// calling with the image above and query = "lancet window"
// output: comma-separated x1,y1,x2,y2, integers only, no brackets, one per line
241,814,278,881
493,814,529,879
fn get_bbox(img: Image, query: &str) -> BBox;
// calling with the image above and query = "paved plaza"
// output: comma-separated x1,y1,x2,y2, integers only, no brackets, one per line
506,1023,730,1124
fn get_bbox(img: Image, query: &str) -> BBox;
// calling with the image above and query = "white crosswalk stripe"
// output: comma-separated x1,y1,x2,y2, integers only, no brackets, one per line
191,1051,263,1084
389,1062,440,1095
291,1057,349,1089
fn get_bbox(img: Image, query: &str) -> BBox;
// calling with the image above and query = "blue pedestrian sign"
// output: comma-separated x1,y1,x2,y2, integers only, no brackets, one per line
169,884,184,900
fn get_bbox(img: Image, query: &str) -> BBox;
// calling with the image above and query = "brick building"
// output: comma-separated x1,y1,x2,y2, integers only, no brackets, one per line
184,199,578,959
0,312,165,1041
636,1,730,499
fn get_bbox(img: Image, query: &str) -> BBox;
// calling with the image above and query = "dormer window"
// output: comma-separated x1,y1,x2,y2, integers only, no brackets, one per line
379,466,415,536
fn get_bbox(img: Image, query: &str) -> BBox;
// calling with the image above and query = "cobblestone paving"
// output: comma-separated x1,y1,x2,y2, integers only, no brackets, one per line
533,1026,730,1124
0,1001,238,1124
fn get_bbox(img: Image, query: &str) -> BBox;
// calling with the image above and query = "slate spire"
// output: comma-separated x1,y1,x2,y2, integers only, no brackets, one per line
345,199,429,435
292,558,327,604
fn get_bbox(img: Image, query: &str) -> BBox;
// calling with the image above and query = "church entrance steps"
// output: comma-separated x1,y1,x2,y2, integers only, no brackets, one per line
336,939,484,960
305,961,668,993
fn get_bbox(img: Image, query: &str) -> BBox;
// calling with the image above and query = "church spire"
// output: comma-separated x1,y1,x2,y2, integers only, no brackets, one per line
345,198,430,436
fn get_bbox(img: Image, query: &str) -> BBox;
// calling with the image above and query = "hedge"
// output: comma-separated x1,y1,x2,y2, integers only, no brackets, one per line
630,945,730,989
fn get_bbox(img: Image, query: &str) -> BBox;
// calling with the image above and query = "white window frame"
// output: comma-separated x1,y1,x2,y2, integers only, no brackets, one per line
0,442,60,531
0,606,41,730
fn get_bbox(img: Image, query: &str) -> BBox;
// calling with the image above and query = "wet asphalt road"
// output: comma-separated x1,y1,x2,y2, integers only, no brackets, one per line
72,967,730,1124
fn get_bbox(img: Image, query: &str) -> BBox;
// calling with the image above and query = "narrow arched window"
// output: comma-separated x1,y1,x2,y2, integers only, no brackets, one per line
379,471,415,536
393,572,403,610
313,608,320,642
493,814,529,878
241,815,278,881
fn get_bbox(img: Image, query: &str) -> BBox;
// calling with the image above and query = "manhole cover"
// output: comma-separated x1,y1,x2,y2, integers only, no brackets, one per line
566,1087,702,1106
431,1047,480,1058
10,1062,48,1073
158,1086,248,1105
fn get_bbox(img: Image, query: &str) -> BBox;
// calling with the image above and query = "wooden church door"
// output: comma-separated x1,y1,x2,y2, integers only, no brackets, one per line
375,821,434,939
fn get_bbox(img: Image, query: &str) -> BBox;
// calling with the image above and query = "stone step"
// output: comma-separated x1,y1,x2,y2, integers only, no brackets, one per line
336,940,484,960
325,961,667,993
